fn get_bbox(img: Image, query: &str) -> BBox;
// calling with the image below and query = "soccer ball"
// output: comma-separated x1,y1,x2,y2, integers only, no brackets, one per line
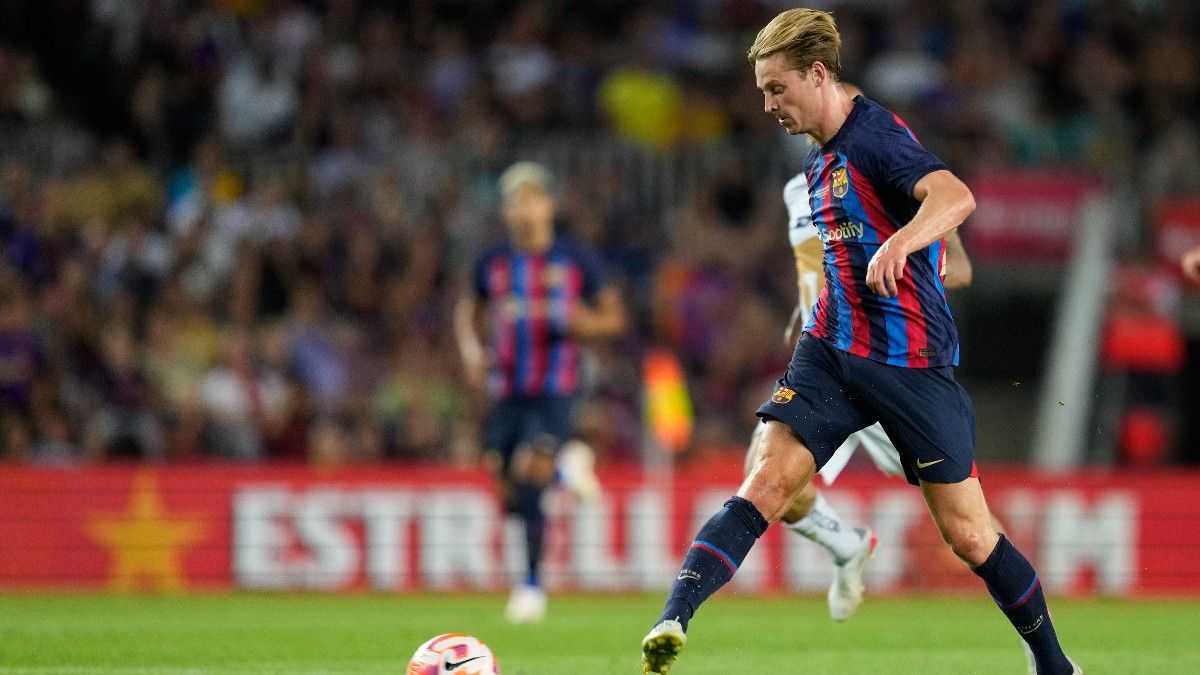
407,633,500,674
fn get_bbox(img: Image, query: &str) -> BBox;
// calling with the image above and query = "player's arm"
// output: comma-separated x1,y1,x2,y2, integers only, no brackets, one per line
453,293,489,390
941,228,973,290
785,237,824,347
568,286,627,339
867,169,975,298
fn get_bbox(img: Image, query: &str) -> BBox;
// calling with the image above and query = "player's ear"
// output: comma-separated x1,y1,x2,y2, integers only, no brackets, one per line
809,60,827,86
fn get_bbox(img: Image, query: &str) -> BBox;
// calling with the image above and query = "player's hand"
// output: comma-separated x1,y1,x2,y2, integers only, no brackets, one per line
566,306,597,338
866,237,908,298
1182,247,1200,285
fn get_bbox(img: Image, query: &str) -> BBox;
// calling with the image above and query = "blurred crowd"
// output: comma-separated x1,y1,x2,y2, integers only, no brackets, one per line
0,0,1197,465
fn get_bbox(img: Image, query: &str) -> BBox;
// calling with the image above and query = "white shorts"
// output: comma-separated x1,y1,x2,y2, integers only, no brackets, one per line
816,422,904,485
749,420,903,484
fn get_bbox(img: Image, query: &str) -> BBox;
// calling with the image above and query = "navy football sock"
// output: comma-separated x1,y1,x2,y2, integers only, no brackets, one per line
658,496,769,631
972,535,1072,675
512,481,546,587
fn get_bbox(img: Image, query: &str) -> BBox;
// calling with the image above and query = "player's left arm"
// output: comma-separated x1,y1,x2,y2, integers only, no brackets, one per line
866,169,975,298
941,228,973,290
567,245,629,339
454,293,490,391
569,286,628,339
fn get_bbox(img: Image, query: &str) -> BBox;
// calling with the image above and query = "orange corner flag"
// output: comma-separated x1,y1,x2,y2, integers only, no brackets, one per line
643,347,693,454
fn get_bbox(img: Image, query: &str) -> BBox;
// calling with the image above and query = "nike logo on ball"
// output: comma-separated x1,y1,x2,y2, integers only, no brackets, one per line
915,458,944,469
445,655,485,670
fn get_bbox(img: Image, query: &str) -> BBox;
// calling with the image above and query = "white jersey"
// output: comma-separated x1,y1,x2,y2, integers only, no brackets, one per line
784,173,818,248
782,173,904,484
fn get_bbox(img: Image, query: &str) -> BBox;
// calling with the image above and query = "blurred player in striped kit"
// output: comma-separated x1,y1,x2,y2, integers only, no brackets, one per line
455,162,625,623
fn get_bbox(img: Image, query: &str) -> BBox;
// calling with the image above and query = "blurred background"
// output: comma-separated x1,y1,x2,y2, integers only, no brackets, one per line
0,0,1198,597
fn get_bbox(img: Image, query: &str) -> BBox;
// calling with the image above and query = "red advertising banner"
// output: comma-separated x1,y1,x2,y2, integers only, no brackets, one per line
965,171,1101,261
1,464,1197,595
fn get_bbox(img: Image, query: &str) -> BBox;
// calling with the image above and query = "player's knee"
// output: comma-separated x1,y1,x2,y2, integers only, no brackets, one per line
745,484,794,523
940,522,995,566
526,451,556,485
510,445,556,486
742,459,808,522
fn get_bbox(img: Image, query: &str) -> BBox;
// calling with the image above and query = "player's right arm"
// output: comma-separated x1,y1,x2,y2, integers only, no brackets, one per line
453,294,489,391
455,255,493,391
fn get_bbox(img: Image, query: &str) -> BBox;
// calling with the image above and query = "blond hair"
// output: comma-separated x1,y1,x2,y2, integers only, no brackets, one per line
499,161,552,198
747,8,841,78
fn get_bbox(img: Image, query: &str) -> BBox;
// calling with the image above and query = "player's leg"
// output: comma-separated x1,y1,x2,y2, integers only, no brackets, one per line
643,335,869,673
791,476,877,621
492,393,556,619
664,419,814,626
500,396,572,623
847,358,1078,674
481,398,543,622
503,438,555,623
642,419,812,673
750,423,877,621
923,479,1079,674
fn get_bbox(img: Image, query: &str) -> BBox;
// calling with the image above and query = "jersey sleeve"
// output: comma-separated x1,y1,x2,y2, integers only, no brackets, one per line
855,114,947,199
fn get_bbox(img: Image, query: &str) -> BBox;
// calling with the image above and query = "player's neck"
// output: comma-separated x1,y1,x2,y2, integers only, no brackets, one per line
808,90,856,146
514,229,553,253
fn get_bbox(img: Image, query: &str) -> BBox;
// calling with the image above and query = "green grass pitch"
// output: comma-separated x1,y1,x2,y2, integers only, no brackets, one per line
2,593,1199,673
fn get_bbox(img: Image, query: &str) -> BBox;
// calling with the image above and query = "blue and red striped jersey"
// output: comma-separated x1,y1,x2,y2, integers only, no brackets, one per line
474,236,608,397
802,96,959,368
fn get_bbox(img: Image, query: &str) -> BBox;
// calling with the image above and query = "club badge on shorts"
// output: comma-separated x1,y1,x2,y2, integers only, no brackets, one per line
772,386,796,404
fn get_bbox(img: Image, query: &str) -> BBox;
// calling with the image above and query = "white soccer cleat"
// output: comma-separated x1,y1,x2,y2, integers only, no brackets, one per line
503,584,547,624
828,527,878,621
557,439,601,502
641,619,686,674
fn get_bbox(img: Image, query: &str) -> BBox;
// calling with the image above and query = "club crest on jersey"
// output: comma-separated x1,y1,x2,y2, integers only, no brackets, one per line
831,168,849,198
772,386,796,404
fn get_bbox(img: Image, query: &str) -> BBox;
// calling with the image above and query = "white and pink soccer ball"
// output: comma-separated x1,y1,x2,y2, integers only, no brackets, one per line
407,633,500,675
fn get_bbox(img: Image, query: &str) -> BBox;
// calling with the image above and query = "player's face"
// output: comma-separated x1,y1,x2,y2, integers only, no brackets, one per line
503,183,555,246
755,53,817,136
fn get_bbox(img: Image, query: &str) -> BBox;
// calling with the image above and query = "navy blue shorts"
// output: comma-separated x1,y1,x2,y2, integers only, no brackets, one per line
756,334,976,486
484,395,574,473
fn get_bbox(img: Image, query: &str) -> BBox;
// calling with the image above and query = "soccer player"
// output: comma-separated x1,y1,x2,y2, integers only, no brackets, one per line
756,129,976,622
454,162,626,623
642,9,1080,674
1182,245,1200,284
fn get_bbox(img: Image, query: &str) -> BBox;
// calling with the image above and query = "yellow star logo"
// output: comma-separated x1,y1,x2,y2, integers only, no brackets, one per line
86,471,209,591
